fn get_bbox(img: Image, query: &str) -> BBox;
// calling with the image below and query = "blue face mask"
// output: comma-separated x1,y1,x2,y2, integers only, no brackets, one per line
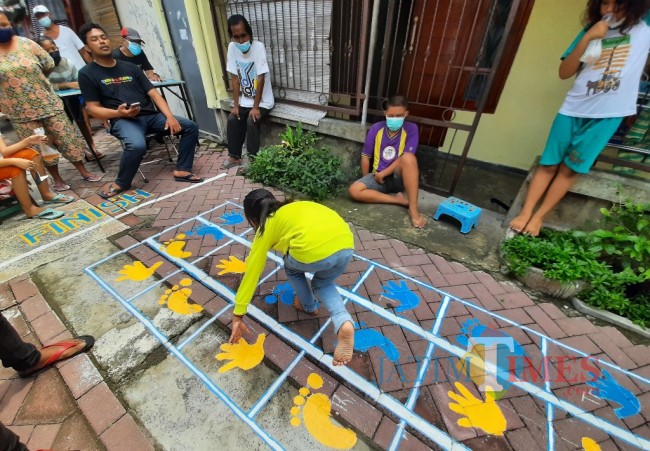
0,27,14,44
235,40,251,53
386,117,405,132
38,17,52,28
127,41,142,56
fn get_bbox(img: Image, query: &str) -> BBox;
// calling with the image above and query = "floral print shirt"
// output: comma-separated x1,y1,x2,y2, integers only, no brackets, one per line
0,37,64,122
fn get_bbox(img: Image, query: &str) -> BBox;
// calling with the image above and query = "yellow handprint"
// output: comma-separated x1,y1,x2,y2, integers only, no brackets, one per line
447,382,506,436
116,261,162,282
215,255,247,275
215,333,265,373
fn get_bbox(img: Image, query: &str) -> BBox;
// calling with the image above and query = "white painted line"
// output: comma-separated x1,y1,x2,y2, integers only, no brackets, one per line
0,173,227,271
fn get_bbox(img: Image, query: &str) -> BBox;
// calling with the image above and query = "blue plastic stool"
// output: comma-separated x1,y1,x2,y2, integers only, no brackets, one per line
434,197,482,233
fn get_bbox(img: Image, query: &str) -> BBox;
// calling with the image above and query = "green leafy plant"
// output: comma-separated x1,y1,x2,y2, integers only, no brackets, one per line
246,123,346,201
502,201,650,327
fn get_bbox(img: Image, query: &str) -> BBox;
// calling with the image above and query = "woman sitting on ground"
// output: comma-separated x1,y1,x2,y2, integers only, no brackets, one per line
0,133,73,219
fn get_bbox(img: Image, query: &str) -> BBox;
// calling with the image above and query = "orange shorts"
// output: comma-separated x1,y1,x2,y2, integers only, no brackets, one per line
0,148,39,180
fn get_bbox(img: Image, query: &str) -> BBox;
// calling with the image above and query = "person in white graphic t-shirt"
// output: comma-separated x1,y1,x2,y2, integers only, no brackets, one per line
223,14,274,169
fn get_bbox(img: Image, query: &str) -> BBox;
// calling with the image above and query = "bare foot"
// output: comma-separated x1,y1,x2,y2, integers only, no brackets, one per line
333,321,354,366
522,216,543,237
394,192,410,207
293,297,319,316
509,212,532,233
409,208,426,229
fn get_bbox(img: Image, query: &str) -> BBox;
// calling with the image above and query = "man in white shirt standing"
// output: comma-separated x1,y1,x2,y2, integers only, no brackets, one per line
222,14,274,169
33,4,90,71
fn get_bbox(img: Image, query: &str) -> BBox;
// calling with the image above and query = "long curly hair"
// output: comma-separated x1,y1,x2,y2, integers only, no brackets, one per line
584,0,650,33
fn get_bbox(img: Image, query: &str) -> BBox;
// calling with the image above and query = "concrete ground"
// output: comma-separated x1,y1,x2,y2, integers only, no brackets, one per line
0,121,648,450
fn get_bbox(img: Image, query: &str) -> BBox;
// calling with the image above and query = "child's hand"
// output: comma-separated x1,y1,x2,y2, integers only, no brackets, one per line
586,21,608,40
25,134,47,146
13,159,36,171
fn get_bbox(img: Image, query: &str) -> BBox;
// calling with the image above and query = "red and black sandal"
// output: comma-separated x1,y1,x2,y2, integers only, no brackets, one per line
18,335,95,378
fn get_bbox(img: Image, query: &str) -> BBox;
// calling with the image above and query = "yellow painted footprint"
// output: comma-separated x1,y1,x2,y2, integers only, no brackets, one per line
158,278,203,315
582,437,601,451
291,373,357,450
161,234,192,259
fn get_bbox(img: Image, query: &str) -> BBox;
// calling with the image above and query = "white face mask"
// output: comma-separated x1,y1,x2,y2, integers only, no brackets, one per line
603,13,625,29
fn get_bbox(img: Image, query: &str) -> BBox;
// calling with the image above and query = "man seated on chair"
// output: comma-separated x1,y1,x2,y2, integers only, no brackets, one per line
77,22,203,199
112,27,162,82
348,95,426,229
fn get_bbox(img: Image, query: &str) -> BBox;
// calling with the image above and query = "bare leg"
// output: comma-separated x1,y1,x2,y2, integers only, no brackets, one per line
75,118,103,158
522,164,579,236
71,160,98,179
30,156,57,202
44,164,69,191
509,165,559,232
10,172,45,218
397,153,426,228
348,182,410,206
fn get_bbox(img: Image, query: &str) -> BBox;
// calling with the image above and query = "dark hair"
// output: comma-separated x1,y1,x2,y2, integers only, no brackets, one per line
243,189,284,236
584,0,650,33
36,36,56,48
227,14,253,41
387,95,408,109
78,22,108,45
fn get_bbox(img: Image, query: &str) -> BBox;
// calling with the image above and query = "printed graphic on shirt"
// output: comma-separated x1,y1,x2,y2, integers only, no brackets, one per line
237,61,257,98
382,145,397,161
101,75,134,86
585,35,630,96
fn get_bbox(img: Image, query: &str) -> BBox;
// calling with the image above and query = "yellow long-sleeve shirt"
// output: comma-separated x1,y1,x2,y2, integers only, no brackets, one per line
234,201,354,315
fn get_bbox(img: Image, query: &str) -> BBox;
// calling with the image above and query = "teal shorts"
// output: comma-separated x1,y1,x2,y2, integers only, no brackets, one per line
540,113,623,174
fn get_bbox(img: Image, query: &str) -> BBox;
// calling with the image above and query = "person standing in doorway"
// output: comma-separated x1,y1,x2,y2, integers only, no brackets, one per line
33,4,90,71
222,14,274,169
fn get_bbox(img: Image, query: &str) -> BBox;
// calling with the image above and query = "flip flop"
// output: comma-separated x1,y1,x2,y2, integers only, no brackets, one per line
52,184,71,192
98,184,128,199
29,208,64,220
174,173,204,183
82,173,105,182
222,159,241,169
43,193,75,205
18,335,95,378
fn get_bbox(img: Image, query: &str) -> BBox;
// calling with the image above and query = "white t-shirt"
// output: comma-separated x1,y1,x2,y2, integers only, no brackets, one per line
226,41,274,110
53,26,86,72
560,19,650,118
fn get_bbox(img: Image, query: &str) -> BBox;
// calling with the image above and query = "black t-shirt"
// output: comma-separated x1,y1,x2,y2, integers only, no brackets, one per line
78,60,156,115
111,48,154,72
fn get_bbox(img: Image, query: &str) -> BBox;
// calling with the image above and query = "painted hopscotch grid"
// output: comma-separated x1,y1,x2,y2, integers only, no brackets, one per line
84,201,650,450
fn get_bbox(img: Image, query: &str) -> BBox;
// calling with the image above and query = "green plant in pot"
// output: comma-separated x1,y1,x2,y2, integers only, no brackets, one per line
246,123,347,201
501,201,650,327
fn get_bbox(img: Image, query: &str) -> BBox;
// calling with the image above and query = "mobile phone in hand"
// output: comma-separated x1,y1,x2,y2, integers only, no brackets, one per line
126,102,141,109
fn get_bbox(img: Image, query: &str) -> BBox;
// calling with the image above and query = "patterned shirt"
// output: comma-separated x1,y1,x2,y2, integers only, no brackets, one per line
0,37,64,122
47,57,78,89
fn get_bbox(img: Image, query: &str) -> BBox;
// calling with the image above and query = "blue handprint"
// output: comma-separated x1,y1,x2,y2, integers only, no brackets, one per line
382,280,420,312
586,369,640,418
264,282,295,305
187,225,224,241
220,211,244,226
353,322,400,363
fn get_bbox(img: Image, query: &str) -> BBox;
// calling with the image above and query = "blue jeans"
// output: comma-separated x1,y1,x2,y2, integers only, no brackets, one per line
284,249,354,333
110,113,199,189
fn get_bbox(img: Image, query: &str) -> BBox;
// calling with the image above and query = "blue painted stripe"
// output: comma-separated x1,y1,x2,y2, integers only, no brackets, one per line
177,304,232,350
389,295,453,451
542,338,555,451
84,267,284,450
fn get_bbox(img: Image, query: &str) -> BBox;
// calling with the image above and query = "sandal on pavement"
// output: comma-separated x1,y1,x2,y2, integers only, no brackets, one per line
18,335,95,378
222,159,241,169
98,184,128,199
85,151,105,161
28,208,64,220
52,183,71,192
174,173,204,183
43,193,75,205
82,173,105,182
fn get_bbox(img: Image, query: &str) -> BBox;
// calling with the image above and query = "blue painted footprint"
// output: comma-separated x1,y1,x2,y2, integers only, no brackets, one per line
187,225,224,241
586,369,641,418
264,282,296,305
353,322,400,363
219,210,244,226
382,280,420,312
